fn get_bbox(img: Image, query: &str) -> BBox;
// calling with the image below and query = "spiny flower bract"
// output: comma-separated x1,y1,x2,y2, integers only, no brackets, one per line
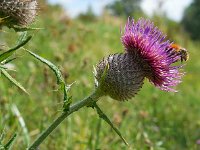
95,53,145,101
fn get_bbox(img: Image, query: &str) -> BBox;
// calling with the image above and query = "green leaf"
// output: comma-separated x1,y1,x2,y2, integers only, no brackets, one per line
4,133,17,150
25,50,64,85
1,69,29,95
94,61,109,95
0,36,32,62
13,26,44,32
94,103,129,146
2,57,17,64
17,31,28,44
25,50,72,110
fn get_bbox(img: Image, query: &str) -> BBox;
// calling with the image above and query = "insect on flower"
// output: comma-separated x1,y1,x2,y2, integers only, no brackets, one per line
168,43,189,62
95,18,188,101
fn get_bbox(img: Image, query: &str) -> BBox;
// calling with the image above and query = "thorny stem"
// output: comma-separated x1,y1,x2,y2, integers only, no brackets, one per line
28,92,100,150
29,91,129,149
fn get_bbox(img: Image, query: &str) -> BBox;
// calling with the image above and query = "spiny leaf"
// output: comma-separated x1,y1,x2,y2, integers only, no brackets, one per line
94,103,129,146
25,50,63,85
0,30,26,64
2,57,17,64
4,133,17,150
13,26,44,32
17,31,28,44
1,69,29,94
25,50,72,109
0,36,32,62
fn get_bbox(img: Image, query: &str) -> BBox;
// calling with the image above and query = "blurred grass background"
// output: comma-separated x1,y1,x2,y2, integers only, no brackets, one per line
0,0,200,149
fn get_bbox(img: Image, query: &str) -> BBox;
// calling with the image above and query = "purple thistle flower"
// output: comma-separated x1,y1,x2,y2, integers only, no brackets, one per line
95,18,186,101
121,18,184,92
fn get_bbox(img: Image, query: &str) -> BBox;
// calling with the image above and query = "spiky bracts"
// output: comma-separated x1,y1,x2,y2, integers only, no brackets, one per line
95,18,185,101
95,53,145,101
0,0,38,27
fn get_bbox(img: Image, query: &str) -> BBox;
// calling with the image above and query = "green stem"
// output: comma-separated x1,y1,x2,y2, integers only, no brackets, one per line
28,92,100,150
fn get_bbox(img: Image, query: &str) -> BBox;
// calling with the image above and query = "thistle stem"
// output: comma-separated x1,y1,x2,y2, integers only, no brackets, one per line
28,92,100,150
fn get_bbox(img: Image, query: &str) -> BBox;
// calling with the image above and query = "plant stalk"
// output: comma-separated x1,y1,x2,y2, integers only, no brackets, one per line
28,92,100,149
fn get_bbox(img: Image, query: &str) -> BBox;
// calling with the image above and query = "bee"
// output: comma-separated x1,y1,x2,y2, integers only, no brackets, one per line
169,43,189,62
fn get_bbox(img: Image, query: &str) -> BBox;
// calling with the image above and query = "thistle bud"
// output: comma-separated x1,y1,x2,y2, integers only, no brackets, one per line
0,0,38,27
95,18,186,101
95,53,147,101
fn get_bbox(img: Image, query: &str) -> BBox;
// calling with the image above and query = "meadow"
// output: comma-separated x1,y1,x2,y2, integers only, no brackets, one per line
0,4,200,150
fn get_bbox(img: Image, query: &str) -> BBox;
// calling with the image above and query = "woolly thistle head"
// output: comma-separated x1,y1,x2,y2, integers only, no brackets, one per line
0,0,38,27
95,18,186,101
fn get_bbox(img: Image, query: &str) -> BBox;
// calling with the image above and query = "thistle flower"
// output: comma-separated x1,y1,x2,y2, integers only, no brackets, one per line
95,18,185,101
0,0,38,27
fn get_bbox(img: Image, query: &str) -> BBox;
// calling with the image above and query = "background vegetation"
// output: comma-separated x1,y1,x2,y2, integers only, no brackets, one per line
0,0,200,149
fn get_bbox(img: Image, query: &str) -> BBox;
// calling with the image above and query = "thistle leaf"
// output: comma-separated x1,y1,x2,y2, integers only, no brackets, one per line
25,50,71,109
2,57,17,64
94,103,129,146
25,50,63,84
17,31,28,44
4,133,17,150
13,27,44,32
1,69,29,94
0,36,32,62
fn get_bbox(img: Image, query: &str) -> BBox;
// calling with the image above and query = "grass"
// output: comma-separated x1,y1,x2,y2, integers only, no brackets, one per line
1,4,200,150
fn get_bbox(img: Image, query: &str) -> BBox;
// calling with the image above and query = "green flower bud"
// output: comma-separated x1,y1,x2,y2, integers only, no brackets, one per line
95,53,146,101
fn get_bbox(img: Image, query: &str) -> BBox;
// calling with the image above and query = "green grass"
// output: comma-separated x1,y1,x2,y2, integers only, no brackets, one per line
1,5,200,150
